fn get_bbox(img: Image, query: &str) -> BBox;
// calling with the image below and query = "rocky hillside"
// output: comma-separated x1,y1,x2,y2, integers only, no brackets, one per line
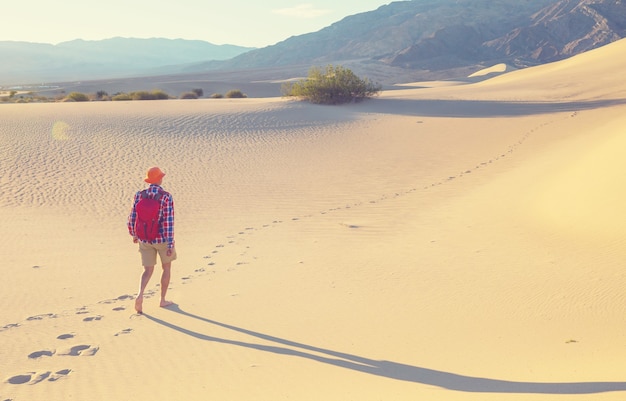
210,0,626,79
483,0,626,64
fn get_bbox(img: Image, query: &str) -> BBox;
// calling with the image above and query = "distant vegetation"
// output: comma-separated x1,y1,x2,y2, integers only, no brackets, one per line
112,90,171,101
0,86,252,103
179,92,199,99
281,65,381,105
64,92,90,102
179,88,204,99
225,89,247,98
1,90,55,103
111,93,132,101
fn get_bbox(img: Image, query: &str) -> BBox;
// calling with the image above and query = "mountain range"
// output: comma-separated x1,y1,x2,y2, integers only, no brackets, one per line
0,38,254,85
212,0,625,81
2,0,625,87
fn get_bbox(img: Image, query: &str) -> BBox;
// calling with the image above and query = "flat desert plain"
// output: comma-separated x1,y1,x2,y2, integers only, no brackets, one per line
1,38,626,401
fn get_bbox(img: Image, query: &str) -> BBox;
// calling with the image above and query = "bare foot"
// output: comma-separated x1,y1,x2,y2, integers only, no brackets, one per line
160,300,174,308
134,295,143,314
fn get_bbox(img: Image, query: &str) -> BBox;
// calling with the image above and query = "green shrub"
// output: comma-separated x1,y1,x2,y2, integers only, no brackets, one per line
282,65,381,105
150,89,170,100
179,92,198,99
210,93,224,99
192,88,204,97
130,91,150,100
65,92,89,102
225,89,247,98
112,93,132,101
128,89,170,100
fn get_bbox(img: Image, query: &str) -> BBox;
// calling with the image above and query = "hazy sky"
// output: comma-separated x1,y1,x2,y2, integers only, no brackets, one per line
6,1,393,48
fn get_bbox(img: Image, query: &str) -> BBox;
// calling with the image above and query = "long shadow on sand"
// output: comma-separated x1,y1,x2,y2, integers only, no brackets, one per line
353,97,626,118
145,306,626,395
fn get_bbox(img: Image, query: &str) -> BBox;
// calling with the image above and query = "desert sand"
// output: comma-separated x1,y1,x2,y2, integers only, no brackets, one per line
2,38,626,401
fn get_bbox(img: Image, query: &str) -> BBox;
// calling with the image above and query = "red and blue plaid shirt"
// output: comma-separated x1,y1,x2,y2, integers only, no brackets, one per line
127,184,175,248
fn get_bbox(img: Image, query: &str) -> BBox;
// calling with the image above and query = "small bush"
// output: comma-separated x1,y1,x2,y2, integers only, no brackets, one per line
192,88,204,97
210,93,224,99
282,64,381,105
129,89,170,100
151,89,170,100
130,91,145,100
65,92,89,102
112,93,132,101
225,89,247,98
179,92,199,99
130,91,151,100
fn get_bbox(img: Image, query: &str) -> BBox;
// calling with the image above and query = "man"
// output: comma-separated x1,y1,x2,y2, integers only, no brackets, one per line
127,166,177,313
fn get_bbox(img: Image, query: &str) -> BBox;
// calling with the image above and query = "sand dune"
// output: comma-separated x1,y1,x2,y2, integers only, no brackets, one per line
467,63,512,78
2,39,626,400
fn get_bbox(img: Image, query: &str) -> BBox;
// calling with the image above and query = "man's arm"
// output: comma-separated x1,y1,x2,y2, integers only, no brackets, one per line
127,191,140,239
162,194,175,249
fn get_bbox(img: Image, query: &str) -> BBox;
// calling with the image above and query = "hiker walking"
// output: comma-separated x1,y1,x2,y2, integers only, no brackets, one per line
127,166,176,313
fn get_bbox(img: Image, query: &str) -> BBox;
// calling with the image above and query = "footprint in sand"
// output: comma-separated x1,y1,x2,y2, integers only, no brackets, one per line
28,350,55,359
0,323,20,332
99,294,134,305
114,328,132,337
57,333,75,340
7,372,35,385
26,313,57,321
6,369,71,385
58,344,99,357
26,344,98,359
48,369,72,382
82,315,102,322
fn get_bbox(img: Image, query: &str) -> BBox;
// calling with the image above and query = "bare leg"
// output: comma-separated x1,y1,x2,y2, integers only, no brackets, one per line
160,262,174,307
135,265,155,313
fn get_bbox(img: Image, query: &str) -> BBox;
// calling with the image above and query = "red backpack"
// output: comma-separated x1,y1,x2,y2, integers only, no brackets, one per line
134,190,163,241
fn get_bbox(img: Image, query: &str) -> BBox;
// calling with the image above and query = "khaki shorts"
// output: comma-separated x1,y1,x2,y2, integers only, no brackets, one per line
138,242,177,266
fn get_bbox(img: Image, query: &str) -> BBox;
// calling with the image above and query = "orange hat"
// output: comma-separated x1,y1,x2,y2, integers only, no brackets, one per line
144,167,166,184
